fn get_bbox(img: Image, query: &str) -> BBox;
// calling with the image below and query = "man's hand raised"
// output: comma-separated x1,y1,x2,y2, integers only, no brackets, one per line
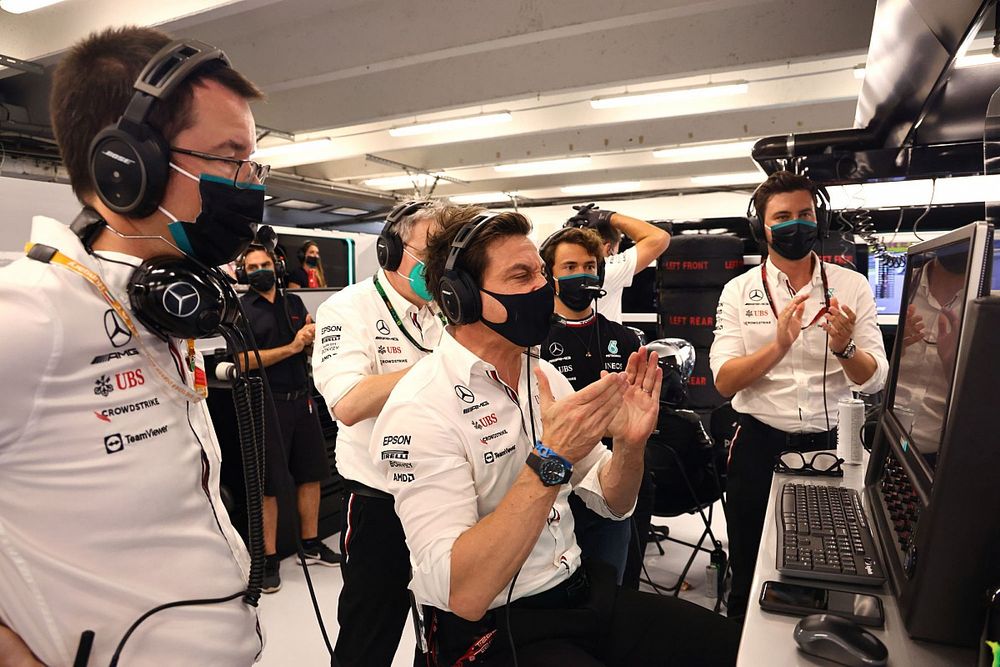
534,368,625,464
607,347,663,449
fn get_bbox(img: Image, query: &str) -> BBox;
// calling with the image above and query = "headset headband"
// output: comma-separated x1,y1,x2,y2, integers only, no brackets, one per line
386,200,433,225
121,40,230,128
444,212,502,274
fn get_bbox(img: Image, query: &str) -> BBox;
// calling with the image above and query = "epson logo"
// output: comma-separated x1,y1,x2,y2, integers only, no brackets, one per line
382,435,412,447
101,149,136,165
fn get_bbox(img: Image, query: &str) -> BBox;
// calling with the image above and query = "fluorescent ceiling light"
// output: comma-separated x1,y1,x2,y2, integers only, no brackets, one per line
955,52,1000,69
0,0,66,13
388,112,512,137
329,206,370,216
826,175,1000,209
363,174,445,190
494,157,592,175
561,181,641,195
853,66,866,80
690,171,763,187
274,199,325,211
252,138,333,161
450,192,517,204
653,140,756,163
591,83,748,109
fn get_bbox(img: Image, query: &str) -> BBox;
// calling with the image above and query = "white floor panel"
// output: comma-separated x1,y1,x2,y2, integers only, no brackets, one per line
257,503,728,666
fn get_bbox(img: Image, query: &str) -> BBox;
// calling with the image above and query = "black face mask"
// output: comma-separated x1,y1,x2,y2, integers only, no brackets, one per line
768,219,817,261
481,283,555,347
248,268,276,293
305,256,319,267
165,173,263,267
556,273,605,312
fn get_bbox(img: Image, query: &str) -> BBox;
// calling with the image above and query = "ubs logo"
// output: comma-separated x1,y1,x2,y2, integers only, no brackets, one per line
162,282,200,319
104,309,132,348
376,320,391,336
454,384,475,403
749,288,765,302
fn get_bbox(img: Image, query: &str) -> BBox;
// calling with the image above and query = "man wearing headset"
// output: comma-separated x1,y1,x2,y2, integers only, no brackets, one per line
539,226,641,584
370,206,739,665
565,204,671,324
710,170,888,621
312,201,446,667
0,27,264,666
237,245,339,594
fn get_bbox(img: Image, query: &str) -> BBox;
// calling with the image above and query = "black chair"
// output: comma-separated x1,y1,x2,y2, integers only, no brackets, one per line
645,408,727,597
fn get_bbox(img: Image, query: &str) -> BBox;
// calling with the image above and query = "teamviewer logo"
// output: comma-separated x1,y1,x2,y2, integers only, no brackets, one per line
104,433,124,454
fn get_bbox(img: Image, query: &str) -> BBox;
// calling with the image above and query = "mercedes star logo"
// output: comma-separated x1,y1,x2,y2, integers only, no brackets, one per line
104,309,132,348
548,342,564,357
454,384,475,403
749,288,765,302
376,319,391,336
162,282,201,319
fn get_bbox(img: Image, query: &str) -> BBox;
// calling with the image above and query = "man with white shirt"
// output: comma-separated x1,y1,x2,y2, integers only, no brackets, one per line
0,27,263,666
371,206,740,666
312,200,447,667
565,203,671,323
710,171,889,621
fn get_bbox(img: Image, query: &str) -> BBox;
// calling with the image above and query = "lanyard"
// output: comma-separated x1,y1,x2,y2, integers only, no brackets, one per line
26,243,206,402
760,259,831,329
373,273,445,354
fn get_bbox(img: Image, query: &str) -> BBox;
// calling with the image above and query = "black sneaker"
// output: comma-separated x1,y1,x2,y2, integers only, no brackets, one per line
300,541,342,567
262,555,281,593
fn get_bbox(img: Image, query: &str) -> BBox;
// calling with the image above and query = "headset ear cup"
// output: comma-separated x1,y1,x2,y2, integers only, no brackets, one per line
275,258,286,278
598,258,606,288
235,265,247,284
440,269,482,325
88,125,169,218
376,228,404,271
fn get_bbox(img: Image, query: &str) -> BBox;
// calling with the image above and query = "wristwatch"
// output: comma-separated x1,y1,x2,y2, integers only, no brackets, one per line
832,338,857,360
525,442,573,487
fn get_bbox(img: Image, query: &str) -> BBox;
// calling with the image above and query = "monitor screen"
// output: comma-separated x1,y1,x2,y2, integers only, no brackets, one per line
889,239,972,469
868,241,911,319
276,234,356,288
993,237,1000,292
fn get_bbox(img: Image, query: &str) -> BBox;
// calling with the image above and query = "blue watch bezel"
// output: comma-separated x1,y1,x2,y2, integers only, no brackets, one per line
533,441,573,473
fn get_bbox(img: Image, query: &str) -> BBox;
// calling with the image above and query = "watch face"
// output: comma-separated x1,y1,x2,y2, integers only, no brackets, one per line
539,458,567,486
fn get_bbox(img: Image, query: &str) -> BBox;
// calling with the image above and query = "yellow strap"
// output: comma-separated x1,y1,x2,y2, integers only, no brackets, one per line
26,243,203,403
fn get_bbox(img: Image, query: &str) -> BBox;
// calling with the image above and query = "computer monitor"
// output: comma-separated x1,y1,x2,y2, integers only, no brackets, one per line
881,222,993,487
992,236,1000,293
866,232,946,326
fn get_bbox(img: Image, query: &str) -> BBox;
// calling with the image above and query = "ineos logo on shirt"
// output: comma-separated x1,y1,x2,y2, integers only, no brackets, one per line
104,309,132,348
548,342,564,357
162,282,200,319
749,288,765,302
376,320,391,336
454,384,475,403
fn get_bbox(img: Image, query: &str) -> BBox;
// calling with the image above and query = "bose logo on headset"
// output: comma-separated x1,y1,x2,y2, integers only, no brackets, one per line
101,150,136,166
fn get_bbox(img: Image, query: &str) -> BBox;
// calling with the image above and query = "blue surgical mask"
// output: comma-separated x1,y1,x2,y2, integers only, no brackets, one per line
398,247,432,302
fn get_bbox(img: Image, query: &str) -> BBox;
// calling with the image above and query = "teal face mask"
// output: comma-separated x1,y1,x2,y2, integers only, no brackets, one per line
400,247,432,302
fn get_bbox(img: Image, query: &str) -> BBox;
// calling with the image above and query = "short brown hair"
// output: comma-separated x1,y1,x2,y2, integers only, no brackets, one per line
751,170,818,221
51,26,263,202
424,206,533,309
241,245,276,267
540,227,605,275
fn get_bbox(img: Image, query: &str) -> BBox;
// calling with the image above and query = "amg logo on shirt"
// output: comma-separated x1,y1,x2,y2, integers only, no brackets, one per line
382,435,412,447
91,347,139,364
392,472,415,483
104,425,168,454
381,449,409,460
462,400,489,415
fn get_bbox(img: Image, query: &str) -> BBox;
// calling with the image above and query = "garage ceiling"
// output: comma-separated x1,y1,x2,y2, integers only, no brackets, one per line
0,0,945,222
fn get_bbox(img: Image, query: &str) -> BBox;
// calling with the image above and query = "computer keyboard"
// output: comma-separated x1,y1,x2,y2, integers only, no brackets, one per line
776,482,885,586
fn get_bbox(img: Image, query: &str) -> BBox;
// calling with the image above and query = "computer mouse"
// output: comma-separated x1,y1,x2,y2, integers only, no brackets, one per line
793,614,888,667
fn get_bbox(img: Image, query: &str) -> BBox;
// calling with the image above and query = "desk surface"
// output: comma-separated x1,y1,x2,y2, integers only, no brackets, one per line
736,454,976,666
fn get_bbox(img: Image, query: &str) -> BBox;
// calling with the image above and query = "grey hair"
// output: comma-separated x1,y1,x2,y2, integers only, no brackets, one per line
396,200,448,245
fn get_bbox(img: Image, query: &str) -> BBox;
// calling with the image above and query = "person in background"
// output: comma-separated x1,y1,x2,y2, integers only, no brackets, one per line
288,239,327,288
539,226,641,584
710,170,888,621
564,203,671,324
237,244,340,594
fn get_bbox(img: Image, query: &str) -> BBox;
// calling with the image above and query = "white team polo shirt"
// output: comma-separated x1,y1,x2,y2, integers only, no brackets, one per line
594,245,637,324
369,329,631,612
709,253,889,433
312,269,444,492
0,217,260,666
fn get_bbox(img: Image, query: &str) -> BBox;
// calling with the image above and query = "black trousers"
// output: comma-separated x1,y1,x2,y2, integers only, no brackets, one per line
335,485,412,667
724,415,835,621
423,559,740,666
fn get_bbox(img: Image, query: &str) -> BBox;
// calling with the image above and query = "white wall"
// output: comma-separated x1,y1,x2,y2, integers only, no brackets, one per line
0,177,81,262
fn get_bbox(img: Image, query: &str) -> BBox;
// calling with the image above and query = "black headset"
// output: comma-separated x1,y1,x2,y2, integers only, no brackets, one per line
88,40,230,219
377,200,434,271
235,247,285,284
746,180,832,248
439,212,502,324
538,226,607,288
296,239,318,267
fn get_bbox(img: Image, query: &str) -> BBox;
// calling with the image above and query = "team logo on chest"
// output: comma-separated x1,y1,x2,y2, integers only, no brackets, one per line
748,288,765,302
376,319,391,336
607,339,618,354
548,342,564,357
103,309,132,348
